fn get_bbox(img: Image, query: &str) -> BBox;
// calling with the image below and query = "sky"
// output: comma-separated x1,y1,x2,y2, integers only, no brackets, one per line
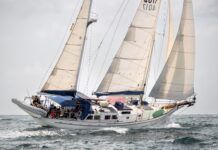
0,0,218,115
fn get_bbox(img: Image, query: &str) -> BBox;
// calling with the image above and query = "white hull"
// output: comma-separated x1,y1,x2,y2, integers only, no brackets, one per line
33,111,173,130
12,99,47,118
12,99,179,130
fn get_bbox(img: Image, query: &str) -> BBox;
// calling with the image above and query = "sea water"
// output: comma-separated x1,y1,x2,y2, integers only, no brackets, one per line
0,115,218,150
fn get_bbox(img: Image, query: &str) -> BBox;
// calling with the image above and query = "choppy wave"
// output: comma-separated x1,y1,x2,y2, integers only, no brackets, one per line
0,118,13,121
13,143,50,150
24,126,52,131
173,137,203,145
0,115,218,150
100,127,129,134
166,123,182,128
88,127,129,136
0,130,60,139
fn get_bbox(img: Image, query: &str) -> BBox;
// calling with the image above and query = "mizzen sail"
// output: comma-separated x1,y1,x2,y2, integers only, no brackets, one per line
95,0,161,96
41,0,91,92
148,0,195,100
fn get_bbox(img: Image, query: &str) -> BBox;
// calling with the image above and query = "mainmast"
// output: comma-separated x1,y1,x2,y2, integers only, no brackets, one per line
41,0,93,96
95,0,162,97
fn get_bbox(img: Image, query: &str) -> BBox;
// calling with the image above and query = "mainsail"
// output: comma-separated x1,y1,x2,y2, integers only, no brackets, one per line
148,0,195,100
95,0,161,96
41,0,91,92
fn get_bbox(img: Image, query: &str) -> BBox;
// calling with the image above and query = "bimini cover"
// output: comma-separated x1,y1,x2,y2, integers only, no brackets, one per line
49,96,75,107
48,95,91,120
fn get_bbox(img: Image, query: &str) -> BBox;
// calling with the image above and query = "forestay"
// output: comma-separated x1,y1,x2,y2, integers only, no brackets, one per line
96,0,161,95
41,0,91,91
145,0,171,98
148,0,195,100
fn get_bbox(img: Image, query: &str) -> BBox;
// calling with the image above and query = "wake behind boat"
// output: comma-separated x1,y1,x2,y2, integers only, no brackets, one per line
13,0,197,130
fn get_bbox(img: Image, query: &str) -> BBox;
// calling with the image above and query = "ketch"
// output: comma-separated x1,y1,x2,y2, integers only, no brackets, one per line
12,0,196,129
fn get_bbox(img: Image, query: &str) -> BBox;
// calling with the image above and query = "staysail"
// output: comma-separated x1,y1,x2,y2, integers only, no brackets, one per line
41,0,92,92
95,0,161,96
145,0,171,99
148,0,195,100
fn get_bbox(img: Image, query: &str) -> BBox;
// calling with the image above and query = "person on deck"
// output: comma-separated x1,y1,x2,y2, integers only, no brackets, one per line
31,96,41,107
60,106,65,118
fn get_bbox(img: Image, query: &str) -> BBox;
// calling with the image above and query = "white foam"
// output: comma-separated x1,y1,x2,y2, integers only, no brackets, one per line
100,127,129,134
166,123,182,128
0,130,60,139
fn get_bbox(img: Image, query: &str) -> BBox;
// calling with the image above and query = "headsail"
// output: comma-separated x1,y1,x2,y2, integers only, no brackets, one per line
145,0,171,98
148,0,195,100
95,0,161,96
41,0,92,92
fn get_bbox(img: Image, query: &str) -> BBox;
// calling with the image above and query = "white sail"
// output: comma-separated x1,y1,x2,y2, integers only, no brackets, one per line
145,0,170,98
42,0,91,91
168,0,184,53
145,0,184,97
95,0,161,95
148,0,195,100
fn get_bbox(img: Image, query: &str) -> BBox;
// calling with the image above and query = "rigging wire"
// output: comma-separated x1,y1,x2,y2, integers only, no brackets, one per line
37,0,81,91
84,0,128,93
96,0,127,50
150,0,168,86
85,13,94,94
77,0,97,95
156,0,169,76
176,106,189,115
90,0,130,92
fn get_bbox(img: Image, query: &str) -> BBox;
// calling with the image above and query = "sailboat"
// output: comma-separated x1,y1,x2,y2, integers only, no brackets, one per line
12,0,196,129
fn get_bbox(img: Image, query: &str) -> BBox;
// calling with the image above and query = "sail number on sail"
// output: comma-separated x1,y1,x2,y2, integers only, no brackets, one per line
143,0,157,11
